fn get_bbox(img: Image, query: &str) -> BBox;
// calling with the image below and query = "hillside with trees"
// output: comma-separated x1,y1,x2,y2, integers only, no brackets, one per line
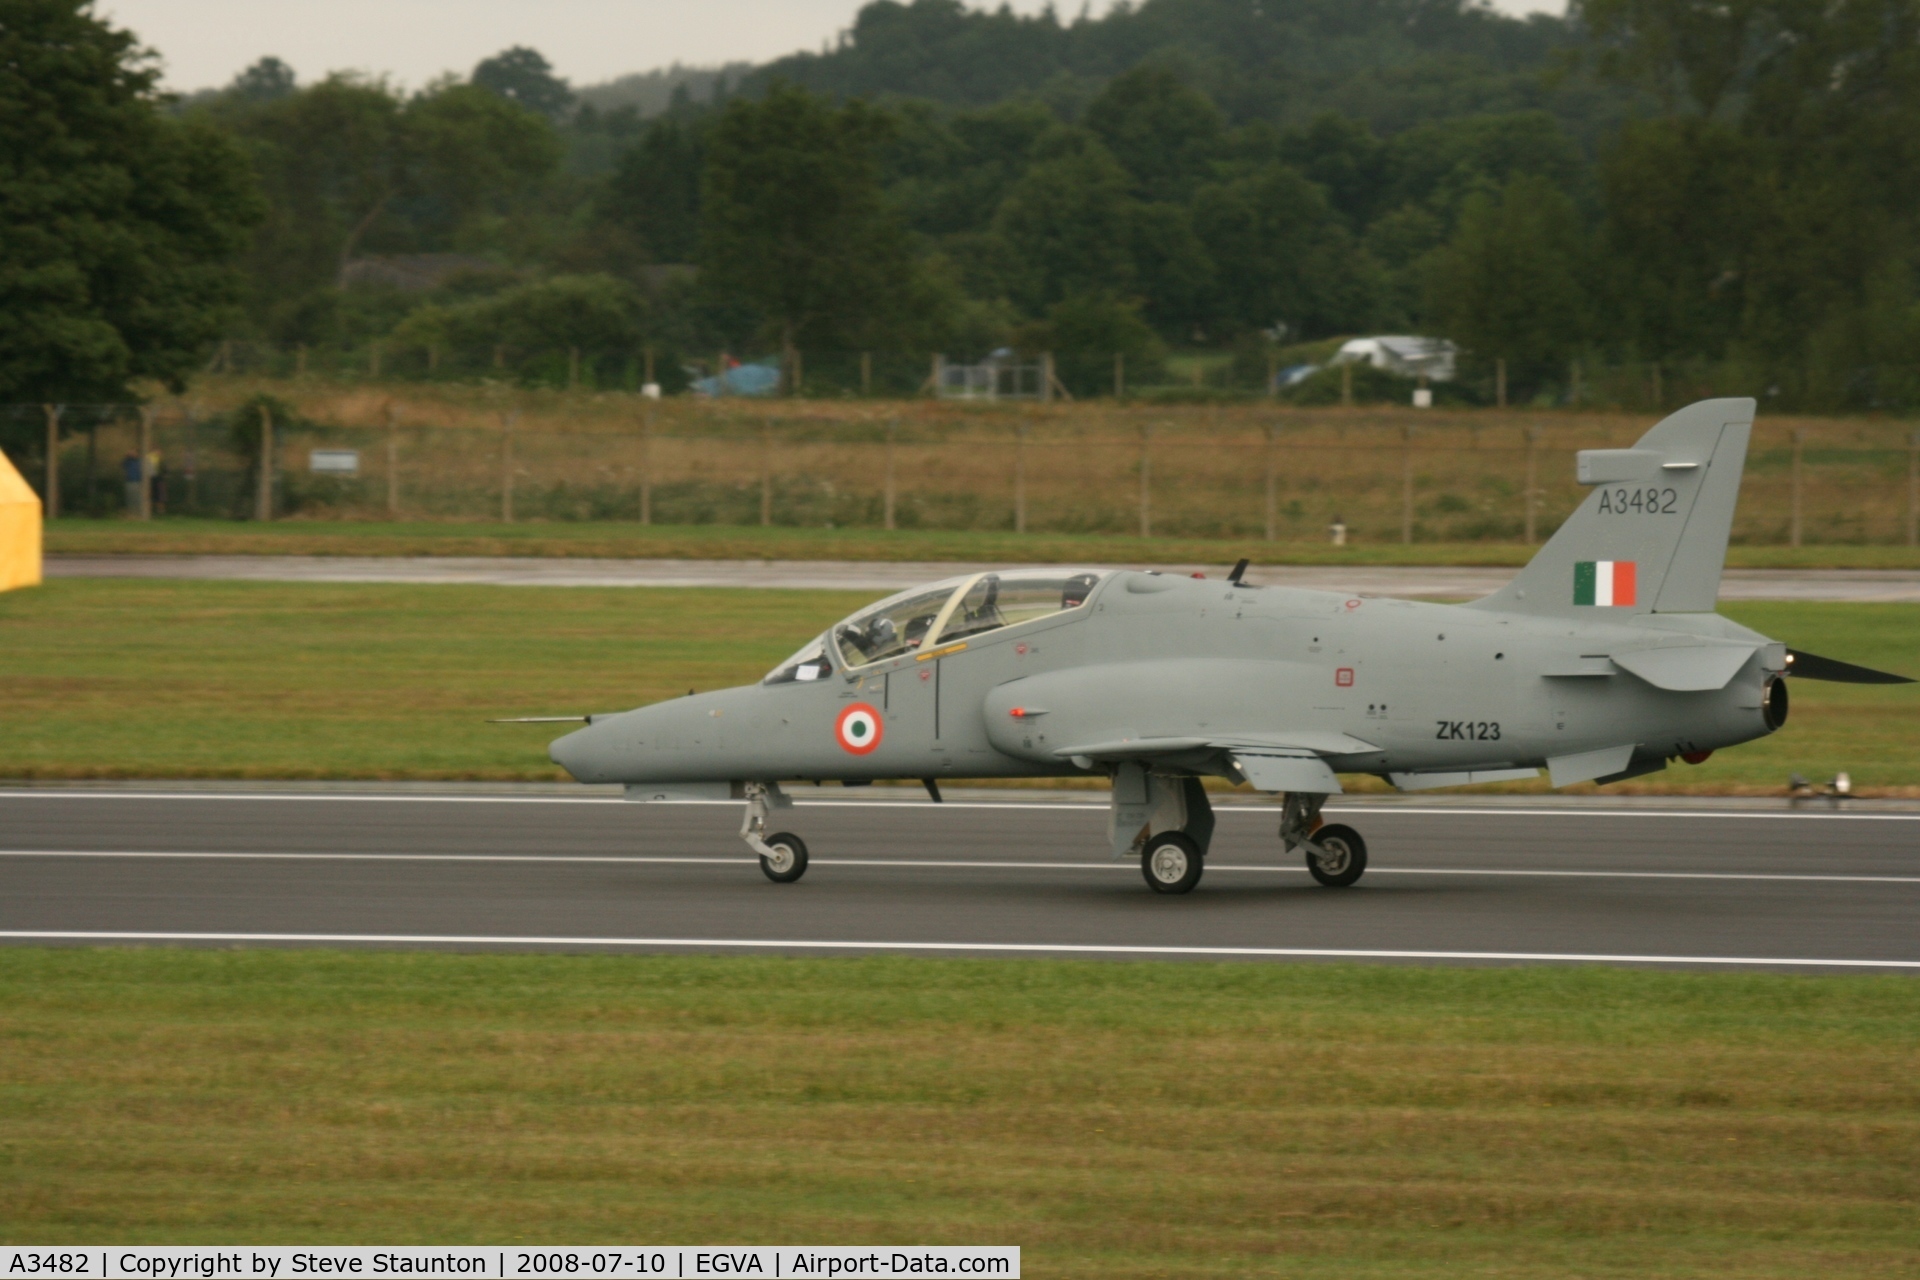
10,0,1920,416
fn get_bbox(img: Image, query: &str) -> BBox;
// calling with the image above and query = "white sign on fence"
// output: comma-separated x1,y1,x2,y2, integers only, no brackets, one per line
310,449,361,475
0,1248,1020,1278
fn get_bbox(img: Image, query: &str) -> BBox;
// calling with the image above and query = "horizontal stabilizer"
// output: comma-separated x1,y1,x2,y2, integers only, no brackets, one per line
1610,643,1757,692
1786,649,1915,684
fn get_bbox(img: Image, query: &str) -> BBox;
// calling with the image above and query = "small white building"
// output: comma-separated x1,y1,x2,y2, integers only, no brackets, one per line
1330,335,1458,382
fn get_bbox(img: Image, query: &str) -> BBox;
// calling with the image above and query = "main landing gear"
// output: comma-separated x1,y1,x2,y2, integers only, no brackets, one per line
742,782,810,883
1106,765,1217,894
1280,792,1368,888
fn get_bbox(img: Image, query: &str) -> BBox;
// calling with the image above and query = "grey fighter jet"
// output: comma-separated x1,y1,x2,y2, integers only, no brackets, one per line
547,399,1911,893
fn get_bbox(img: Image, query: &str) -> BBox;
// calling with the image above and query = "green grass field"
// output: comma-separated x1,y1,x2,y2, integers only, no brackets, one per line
42,517,1920,569
1,579,1916,791
2,949,1916,1275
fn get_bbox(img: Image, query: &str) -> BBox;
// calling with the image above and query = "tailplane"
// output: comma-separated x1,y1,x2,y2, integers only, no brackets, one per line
1472,398,1755,617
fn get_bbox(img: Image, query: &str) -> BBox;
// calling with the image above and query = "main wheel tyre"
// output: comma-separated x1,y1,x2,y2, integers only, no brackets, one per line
759,832,809,883
1305,823,1367,888
1142,832,1204,895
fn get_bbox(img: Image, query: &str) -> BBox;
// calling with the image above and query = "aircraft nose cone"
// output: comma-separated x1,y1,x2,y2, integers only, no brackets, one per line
549,722,606,782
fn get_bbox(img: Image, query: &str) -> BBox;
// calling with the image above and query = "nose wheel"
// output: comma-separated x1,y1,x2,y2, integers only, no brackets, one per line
759,832,809,883
741,782,808,883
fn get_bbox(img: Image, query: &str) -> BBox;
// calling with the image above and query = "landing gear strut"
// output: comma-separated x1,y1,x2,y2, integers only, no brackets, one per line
1110,764,1214,895
742,782,809,883
1280,792,1368,888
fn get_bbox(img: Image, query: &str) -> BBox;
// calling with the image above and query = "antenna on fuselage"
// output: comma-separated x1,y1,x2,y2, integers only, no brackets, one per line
1227,558,1251,585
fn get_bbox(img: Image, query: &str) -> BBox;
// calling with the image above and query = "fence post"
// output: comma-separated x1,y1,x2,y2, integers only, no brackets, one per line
1114,352,1125,401
1495,358,1507,409
1908,429,1918,547
791,347,803,397
640,411,653,526
883,419,897,531
1524,425,1539,546
41,404,60,519
930,353,943,399
1401,424,1414,545
382,404,401,514
1264,423,1278,542
1040,353,1054,405
643,347,656,387
761,420,773,527
861,352,872,397
185,407,200,512
501,413,516,523
87,423,98,514
254,405,271,523
1790,427,1804,548
1340,362,1353,408
1138,423,1152,539
715,351,727,399
1014,425,1028,534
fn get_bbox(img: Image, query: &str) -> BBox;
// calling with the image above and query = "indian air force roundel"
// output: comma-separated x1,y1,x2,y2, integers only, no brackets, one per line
835,702,884,754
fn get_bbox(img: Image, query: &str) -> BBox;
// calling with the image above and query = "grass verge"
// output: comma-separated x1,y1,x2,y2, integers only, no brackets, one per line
42,518,1920,569
1,580,1916,791
1,948,1916,1276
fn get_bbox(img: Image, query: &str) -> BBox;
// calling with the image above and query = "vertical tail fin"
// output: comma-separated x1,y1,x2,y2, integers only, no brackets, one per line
1471,398,1755,617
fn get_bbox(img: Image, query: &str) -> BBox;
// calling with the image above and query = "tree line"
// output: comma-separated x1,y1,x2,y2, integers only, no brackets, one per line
9,0,1920,441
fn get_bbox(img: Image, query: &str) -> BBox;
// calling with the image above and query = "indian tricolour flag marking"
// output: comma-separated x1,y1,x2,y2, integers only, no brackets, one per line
1574,560,1636,607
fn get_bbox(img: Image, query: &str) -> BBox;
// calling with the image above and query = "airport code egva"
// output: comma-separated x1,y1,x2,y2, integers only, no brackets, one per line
1,1251,1018,1279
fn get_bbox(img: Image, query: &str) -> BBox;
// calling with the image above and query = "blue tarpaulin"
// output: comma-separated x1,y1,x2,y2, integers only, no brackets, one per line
692,360,780,397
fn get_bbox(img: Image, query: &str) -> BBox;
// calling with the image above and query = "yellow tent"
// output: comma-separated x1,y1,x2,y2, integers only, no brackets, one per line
0,448,43,592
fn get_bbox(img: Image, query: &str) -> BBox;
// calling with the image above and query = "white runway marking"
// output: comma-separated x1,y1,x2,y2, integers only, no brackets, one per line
2,929,1916,969
2,791,1917,821
3,848,1916,884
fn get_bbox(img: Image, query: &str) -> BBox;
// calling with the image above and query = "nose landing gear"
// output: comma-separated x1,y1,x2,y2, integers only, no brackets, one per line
742,782,809,883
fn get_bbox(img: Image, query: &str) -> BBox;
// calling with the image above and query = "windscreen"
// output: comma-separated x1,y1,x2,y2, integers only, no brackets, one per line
763,635,833,685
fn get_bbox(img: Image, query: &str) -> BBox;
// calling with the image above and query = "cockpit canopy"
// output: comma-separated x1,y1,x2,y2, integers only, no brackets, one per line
762,568,1107,684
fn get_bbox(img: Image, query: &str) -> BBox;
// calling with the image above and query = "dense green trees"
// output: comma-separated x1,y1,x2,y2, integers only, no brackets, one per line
24,0,1920,409
698,83,918,359
0,0,261,423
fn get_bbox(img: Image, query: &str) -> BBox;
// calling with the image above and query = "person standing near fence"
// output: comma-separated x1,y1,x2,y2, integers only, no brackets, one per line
120,451,142,513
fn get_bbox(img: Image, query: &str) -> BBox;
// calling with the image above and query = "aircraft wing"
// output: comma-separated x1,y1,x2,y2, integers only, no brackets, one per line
1050,732,1373,794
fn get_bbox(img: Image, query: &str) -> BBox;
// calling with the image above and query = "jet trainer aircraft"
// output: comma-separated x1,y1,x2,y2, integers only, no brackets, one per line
547,399,1911,893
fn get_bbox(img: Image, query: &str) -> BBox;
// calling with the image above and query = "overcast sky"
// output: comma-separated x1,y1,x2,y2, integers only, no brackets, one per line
100,0,1564,95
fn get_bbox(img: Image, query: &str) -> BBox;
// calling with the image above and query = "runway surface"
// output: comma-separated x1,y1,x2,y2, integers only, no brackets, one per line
4,788,1917,971
44,555,1920,601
